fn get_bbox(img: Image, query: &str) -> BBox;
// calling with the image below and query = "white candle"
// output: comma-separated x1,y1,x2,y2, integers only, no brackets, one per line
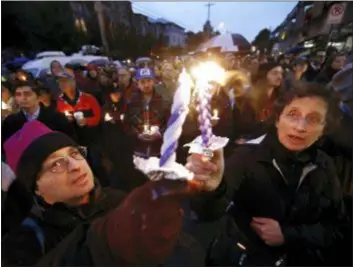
159,69,193,167
2,101,9,110
105,113,113,122
143,124,150,134
120,114,125,121
213,109,219,118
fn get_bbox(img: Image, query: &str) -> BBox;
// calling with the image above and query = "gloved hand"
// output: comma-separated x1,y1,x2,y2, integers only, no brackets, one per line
88,178,203,265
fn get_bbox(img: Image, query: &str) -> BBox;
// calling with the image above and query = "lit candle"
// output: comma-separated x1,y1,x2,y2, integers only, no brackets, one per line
64,111,70,117
104,113,113,122
2,101,9,110
159,69,193,167
120,114,125,121
212,109,219,120
191,61,226,148
143,124,150,134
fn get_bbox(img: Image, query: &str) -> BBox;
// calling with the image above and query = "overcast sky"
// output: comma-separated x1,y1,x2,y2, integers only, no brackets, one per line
132,2,297,41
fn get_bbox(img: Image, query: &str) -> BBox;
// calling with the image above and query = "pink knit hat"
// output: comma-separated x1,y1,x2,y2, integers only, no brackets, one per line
4,120,53,173
4,121,77,192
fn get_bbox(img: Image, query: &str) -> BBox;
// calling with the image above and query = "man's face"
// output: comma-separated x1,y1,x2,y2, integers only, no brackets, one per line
15,86,39,109
118,69,131,88
36,146,95,205
138,78,155,94
331,56,346,71
89,70,97,78
316,52,326,65
58,78,76,94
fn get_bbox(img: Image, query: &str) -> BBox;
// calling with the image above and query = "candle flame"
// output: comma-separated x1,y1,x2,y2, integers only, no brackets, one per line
64,111,70,116
105,113,113,121
191,61,226,87
2,101,9,110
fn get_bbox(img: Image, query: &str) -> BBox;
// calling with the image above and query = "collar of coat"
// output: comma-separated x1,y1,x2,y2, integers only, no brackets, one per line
245,132,329,170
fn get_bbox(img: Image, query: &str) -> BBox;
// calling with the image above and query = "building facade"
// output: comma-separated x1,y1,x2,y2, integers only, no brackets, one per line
271,1,353,53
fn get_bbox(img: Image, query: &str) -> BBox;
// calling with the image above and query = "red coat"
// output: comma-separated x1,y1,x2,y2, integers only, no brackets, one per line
56,91,101,127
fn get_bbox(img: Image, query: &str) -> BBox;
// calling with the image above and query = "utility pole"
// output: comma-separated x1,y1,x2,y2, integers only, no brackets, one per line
94,1,109,55
205,2,214,21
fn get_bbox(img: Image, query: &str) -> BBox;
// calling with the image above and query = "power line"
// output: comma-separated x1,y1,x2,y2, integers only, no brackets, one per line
131,3,195,31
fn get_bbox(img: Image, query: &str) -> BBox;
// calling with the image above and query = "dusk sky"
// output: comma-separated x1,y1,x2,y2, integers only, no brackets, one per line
132,2,298,42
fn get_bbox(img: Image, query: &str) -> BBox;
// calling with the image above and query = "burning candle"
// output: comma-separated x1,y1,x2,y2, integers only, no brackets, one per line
104,113,113,122
143,124,150,134
191,62,226,148
159,69,193,167
64,111,70,117
212,109,219,120
120,114,125,121
2,101,9,110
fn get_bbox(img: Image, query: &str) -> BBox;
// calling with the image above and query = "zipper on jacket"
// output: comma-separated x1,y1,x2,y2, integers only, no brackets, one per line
272,159,288,184
272,159,317,191
296,164,317,192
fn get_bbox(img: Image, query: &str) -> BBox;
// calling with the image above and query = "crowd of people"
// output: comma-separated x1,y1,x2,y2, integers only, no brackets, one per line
1,48,352,266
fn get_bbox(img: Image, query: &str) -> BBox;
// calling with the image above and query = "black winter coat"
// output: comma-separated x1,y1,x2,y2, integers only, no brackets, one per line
2,186,126,266
2,104,76,145
209,131,346,266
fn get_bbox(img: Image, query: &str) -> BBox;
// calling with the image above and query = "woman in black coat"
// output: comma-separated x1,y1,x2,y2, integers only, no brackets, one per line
187,82,348,266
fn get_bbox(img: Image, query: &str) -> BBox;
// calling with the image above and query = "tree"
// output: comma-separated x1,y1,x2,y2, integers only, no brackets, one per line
2,1,88,53
186,31,207,52
252,28,274,54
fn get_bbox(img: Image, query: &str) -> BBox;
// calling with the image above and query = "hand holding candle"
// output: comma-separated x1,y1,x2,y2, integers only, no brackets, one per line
104,113,114,123
2,101,9,110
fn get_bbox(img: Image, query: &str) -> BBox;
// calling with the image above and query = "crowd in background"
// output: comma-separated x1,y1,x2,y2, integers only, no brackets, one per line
1,48,353,266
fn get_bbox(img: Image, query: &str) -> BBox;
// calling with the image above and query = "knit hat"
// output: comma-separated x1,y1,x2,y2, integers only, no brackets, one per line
86,179,202,265
4,120,78,191
255,61,281,82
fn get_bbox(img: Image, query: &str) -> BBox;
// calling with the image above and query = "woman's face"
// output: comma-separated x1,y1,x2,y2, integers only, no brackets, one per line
36,146,95,205
276,97,327,151
51,62,63,76
267,66,283,87
331,55,346,70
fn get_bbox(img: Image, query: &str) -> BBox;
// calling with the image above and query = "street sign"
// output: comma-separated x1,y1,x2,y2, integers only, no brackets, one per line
326,2,347,25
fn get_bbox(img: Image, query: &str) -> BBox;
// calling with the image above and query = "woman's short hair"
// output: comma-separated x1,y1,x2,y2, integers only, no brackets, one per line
274,81,340,133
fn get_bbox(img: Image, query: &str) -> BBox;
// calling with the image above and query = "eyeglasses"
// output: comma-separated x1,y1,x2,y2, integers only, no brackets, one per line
43,147,87,174
284,113,325,128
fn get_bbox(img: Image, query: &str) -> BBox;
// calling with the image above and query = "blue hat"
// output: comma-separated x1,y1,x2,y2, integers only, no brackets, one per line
135,68,155,80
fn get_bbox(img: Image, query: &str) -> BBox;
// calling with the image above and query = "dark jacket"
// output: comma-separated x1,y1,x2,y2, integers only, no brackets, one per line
2,186,126,266
209,130,346,265
315,67,339,85
34,182,228,267
125,90,170,157
304,63,321,82
2,104,76,145
320,108,353,195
